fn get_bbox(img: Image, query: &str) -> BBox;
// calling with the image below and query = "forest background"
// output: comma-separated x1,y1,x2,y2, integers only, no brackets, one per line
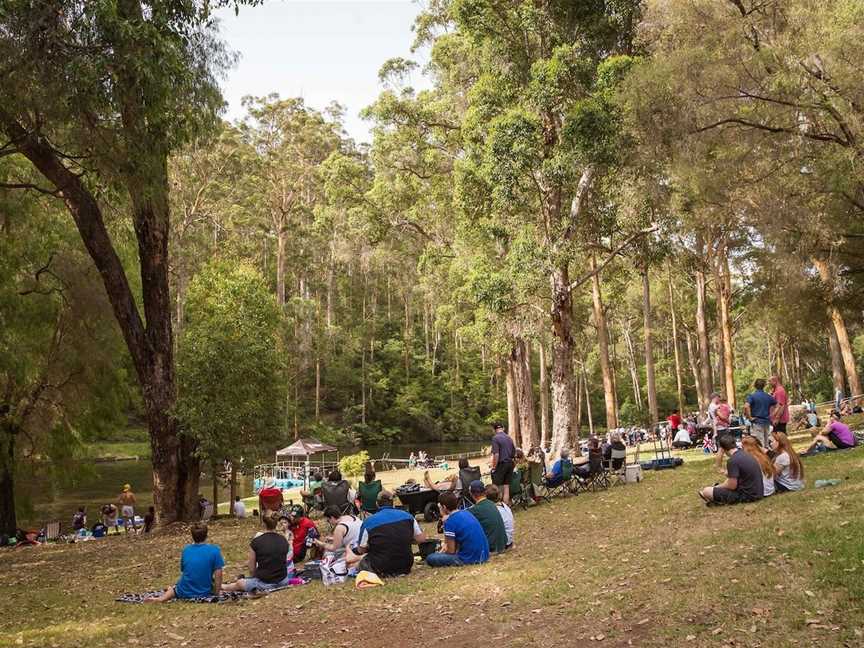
2,0,864,531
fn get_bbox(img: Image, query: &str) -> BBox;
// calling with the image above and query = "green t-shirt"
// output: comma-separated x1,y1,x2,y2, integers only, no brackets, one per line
469,498,508,553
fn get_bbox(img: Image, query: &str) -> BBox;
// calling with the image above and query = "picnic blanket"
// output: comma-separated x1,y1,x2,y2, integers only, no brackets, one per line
116,579,308,604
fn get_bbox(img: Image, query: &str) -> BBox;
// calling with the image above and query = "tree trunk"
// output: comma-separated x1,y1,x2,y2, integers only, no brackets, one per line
229,465,237,517
211,464,219,519
276,225,287,308
622,321,643,410
814,257,863,396
582,364,594,437
590,255,618,429
641,269,658,425
828,326,846,397
315,356,321,421
667,267,685,414
694,242,714,405
0,428,15,536
685,329,705,414
1,110,199,523
538,338,550,448
549,265,580,456
505,359,520,444
574,365,583,445
511,338,538,449
714,242,736,408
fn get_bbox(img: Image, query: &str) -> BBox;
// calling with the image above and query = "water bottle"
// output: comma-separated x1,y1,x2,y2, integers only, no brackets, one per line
814,479,842,488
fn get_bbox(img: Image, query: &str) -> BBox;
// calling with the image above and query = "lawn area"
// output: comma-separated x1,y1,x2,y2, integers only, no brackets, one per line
83,441,152,460
2,437,863,648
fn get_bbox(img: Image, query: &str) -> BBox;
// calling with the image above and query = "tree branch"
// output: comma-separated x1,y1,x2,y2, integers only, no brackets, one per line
566,226,659,293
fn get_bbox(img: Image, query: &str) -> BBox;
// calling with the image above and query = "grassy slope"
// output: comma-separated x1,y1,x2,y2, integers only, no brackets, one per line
2,439,863,648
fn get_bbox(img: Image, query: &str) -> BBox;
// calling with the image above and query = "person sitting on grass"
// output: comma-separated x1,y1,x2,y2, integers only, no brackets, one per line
142,506,156,534
740,436,775,497
145,523,224,602
423,457,470,493
698,435,764,506
346,490,427,577
313,505,362,559
805,410,857,454
770,431,805,492
485,484,514,549
425,491,489,568
222,511,293,594
286,505,319,563
468,480,508,553
72,507,87,533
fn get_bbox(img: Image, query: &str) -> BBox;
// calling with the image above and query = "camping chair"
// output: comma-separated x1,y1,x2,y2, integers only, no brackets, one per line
605,448,628,487
322,480,353,515
457,465,482,509
543,459,575,498
528,460,552,503
44,520,61,543
509,468,531,511
357,479,382,518
258,487,284,514
584,452,610,491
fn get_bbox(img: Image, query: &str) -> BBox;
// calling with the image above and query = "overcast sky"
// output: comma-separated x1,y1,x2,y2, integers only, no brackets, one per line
214,0,431,145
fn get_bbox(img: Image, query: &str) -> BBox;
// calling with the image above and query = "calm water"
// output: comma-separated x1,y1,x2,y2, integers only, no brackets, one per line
20,440,486,526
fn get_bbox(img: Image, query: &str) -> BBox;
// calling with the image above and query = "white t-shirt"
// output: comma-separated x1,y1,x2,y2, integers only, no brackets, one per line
761,472,775,497
234,500,246,518
773,452,805,491
496,502,515,546
708,401,719,422
673,428,692,444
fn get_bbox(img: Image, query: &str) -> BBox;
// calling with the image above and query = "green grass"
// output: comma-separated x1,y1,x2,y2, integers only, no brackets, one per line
82,441,151,460
3,440,864,647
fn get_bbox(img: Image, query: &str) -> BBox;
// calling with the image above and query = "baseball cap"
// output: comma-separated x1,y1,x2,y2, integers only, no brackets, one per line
469,479,485,494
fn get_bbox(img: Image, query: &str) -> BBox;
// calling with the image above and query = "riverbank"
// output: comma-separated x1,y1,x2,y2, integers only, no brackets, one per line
3,433,864,647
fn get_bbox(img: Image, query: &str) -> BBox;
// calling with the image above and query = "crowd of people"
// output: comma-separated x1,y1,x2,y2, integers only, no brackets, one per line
693,376,860,507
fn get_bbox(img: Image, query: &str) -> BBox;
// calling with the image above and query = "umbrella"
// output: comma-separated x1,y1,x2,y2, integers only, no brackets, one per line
276,438,338,458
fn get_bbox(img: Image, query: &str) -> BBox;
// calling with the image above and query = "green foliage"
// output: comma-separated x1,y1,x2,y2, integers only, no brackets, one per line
176,261,285,465
338,451,370,478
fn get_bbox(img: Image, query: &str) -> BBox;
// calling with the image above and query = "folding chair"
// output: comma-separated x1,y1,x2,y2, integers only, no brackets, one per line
528,461,552,503
322,480,354,515
542,460,575,498
457,465,482,509
357,479,382,518
509,468,531,511
584,452,610,491
44,520,61,543
607,448,628,487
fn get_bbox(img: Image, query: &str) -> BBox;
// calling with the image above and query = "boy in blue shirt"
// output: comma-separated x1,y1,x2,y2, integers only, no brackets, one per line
425,492,489,567
146,523,224,602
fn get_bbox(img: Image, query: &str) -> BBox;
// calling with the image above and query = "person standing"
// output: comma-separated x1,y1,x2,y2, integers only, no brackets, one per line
233,496,246,519
117,484,137,533
490,423,516,505
707,393,721,427
666,410,682,435
768,375,789,433
743,379,777,448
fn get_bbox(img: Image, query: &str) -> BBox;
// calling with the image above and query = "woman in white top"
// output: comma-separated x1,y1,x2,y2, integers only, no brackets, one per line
770,431,805,492
315,506,362,558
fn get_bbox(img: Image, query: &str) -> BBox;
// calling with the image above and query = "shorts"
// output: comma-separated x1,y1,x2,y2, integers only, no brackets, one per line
242,573,293,592
750,423,771,447
827,431,854,449
712,486,756,506
773,422,787,433
492,461,514,486
121,506,134,518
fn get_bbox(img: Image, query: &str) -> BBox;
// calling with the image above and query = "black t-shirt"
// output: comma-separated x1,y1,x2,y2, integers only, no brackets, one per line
250,532,290,583
727,450,764,501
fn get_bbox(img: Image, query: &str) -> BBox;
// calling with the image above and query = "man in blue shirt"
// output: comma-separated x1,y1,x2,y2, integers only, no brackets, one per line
146,523,224,602
546,448,573,486
426,492,489,567
744,379,777,448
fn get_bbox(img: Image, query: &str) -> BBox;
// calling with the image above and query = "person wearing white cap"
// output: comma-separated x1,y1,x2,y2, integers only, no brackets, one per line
117,484,137,533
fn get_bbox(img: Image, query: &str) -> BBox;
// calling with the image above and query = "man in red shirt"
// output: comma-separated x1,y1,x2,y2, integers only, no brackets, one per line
287,505,318,563
667,410,682,434
769,375,789,433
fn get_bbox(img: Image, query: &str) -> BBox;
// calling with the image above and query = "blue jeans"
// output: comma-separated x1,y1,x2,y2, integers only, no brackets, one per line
425,552,464,568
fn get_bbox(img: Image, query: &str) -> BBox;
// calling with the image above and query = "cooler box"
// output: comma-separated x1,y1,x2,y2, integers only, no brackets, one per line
625,464,643,483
